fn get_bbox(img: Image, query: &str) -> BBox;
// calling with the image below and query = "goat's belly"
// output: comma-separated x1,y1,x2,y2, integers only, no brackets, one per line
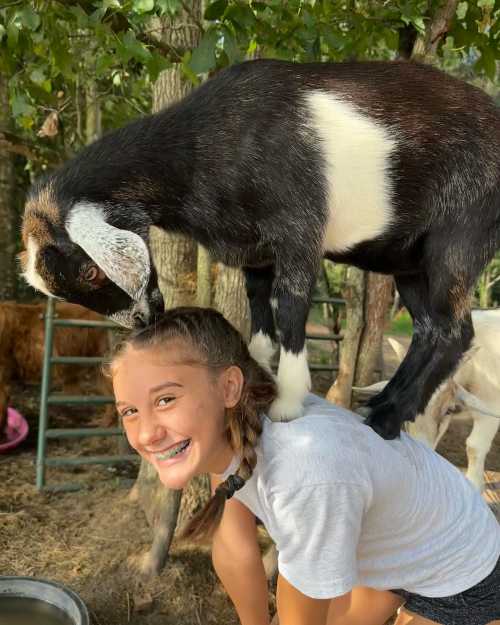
304,91,397,254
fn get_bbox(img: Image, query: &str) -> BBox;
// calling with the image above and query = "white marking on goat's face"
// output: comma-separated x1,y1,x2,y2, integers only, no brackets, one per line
268,347,311,422
305,92,397,253
109,309,135,329
248,330,276,372
23,237,54,297
66,202,150,301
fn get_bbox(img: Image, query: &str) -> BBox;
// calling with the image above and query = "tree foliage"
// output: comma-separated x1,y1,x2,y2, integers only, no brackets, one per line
1,0,498,172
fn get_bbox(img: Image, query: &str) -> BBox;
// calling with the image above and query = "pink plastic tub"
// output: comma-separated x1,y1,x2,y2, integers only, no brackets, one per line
0,407,29,453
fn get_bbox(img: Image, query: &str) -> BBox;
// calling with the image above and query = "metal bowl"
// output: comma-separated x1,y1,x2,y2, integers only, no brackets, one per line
0,577,89,625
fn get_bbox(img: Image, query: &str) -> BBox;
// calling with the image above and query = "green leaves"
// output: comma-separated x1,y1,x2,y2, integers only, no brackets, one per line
17,6,40,31
205,0,228,21
146,51,171,82
118,30,152,64
457,2,468,21
476,46,497,80
132,0,155,14
189,29,219,74
0,0,497,171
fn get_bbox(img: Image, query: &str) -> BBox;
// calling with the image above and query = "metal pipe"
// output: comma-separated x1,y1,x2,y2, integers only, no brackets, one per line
45,427,123,438
36,296,55,490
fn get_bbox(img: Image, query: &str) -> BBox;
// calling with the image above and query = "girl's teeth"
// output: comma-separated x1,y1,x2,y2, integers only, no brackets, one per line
155,439,190,460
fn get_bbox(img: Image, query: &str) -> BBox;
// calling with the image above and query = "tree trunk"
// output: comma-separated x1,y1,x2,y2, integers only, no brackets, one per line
149,228,198,308
354,274,393,386
213,264,251,339
326,268,365,407
148,6,201,310
412,0,460,62
131,2,210,579
85,79,101,145
0,71,17,300
197,245,212,307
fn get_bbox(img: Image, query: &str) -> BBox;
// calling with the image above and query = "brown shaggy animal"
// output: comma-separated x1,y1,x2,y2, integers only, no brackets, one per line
0,301,112,436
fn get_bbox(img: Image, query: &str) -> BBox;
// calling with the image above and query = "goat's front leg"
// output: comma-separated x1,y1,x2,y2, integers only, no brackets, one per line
267,260,317,422
366,271,474,439
244,265,278,373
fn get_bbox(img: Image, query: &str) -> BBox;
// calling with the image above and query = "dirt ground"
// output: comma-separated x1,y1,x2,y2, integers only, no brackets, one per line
1,337,499,625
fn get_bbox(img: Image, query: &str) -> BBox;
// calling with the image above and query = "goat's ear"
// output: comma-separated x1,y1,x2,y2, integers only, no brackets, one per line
455,384,500,419
66,202,150,300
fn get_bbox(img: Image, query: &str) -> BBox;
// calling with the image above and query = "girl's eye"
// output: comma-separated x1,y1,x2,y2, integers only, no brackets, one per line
120,407,137,419
157,396,174,407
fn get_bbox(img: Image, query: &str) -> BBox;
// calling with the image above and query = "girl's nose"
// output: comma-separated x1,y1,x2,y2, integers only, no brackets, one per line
137,414,167,448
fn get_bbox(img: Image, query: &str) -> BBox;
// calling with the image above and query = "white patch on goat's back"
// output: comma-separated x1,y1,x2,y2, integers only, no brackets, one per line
23,237,54,297
248,330,276,372
305,91,397,253
268,348,310,422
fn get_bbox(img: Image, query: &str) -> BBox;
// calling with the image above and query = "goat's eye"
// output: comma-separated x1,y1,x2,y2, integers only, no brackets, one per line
83,264,105,285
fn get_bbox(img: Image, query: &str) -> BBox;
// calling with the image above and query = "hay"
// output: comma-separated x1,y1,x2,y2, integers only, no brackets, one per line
0,446,260,625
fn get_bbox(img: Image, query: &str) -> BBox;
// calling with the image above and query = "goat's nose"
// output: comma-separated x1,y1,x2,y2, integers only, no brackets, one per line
133,312,147,328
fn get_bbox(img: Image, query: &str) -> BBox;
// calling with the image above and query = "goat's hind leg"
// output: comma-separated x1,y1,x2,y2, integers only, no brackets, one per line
366,268,474,440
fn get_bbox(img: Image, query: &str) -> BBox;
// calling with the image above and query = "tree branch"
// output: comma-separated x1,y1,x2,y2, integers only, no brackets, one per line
412,0,459,61
138,31,186,61
486,274,500,290
0,131,61,162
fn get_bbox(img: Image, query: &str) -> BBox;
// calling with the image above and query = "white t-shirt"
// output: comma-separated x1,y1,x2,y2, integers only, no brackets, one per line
217,394,500,600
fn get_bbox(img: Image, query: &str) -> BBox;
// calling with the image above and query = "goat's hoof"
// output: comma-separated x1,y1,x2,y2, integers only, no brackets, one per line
365,405,402,440
268,396,304,422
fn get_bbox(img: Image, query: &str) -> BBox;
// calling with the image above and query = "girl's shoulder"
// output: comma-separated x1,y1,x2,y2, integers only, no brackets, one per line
258,395,378,496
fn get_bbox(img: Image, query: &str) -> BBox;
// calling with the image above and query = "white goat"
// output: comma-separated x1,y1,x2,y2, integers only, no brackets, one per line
355,309,500,492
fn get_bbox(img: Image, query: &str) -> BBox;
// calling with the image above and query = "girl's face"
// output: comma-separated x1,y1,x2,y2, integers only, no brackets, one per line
112,342,242,490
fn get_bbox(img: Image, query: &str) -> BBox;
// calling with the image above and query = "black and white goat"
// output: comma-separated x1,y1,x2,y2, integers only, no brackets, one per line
20,60,500,437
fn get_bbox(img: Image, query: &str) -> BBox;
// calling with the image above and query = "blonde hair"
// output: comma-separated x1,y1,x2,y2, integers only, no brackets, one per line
109,307,277,543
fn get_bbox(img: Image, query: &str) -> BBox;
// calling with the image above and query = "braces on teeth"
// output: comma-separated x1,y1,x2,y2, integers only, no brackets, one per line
155,439,190,460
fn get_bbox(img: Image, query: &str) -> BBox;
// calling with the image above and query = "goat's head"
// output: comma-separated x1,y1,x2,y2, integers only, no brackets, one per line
20,180,164,328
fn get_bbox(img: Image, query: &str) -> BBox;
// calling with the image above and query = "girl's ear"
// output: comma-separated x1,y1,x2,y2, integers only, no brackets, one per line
221,366,244,408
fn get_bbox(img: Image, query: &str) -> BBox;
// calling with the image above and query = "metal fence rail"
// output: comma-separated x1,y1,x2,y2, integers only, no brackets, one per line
306,296,345,372
36,297,139,492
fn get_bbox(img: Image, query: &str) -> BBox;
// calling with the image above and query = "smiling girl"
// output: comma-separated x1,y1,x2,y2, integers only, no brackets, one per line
110,307,500,625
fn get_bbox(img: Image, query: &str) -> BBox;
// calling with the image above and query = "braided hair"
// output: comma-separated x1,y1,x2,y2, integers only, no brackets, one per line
109,306,277,543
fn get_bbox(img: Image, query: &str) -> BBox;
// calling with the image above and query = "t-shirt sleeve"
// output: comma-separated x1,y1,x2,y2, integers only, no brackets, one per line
271,481,369,599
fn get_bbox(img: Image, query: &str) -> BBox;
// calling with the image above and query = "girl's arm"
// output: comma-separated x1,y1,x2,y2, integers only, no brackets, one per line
277,574,345,625
210,474,271,625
